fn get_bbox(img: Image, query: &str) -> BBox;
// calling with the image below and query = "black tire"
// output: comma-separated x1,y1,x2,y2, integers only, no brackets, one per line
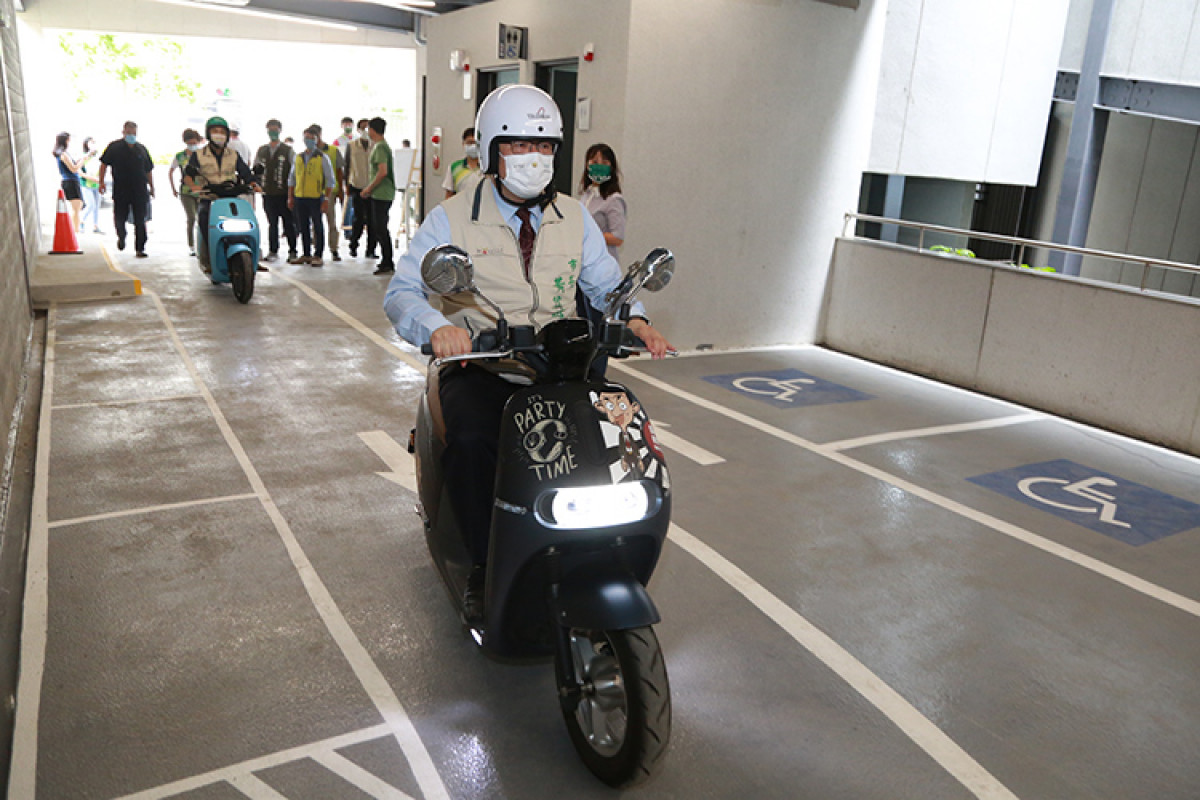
229,251,255,303
557,626,671,788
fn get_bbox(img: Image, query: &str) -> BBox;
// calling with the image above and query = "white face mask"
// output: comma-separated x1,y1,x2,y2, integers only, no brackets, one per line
210,133,227,146
501,151,554,200
464,143,480,160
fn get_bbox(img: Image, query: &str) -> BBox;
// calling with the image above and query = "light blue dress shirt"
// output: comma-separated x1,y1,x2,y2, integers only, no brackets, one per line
384,180,644,347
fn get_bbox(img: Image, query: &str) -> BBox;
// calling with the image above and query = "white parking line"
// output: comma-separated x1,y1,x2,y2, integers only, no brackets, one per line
53,393,203,411
819,413,1044,452
48,493,259,529
312,751,416,800
273,272,427,374
653,421,726,465
145,290,449,800
226,774,289,800
610,361,1200,619
669,523,1019,800
113,723,393,800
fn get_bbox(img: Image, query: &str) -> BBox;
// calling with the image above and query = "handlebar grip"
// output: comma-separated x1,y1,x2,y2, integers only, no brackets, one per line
420,343,433,355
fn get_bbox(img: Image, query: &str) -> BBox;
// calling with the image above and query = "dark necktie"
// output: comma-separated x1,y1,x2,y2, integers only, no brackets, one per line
516,207,535,277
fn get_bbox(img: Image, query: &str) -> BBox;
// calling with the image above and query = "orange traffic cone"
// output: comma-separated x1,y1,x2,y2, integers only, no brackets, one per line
49,189,81,255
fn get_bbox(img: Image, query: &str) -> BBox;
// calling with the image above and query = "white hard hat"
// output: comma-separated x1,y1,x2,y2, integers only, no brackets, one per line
475,84,563,173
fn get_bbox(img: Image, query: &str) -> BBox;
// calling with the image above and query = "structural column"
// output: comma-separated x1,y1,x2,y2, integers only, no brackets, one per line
1048,0,1116,275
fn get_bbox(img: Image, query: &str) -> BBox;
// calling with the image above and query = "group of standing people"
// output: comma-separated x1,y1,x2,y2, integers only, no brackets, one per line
52,111,621,281
53,115,399,273
168,115,397,274
54,123,155,256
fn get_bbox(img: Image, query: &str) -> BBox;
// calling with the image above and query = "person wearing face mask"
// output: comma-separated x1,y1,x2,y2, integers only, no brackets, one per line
183,116,259,271
442,127,482,200
383,85,672,614
313,124,346,262
359,116,396,275
346,118,377,260
286,125,336,266
576,142,628,375
253,118,298,263
98,121,155,257
168,128,204,255
333,116,356,152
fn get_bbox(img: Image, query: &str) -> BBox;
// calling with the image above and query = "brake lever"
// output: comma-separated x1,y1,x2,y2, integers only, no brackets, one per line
617,346,679,358
432,349,515,368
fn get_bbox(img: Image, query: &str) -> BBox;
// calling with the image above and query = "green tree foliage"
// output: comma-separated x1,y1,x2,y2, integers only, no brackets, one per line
58,33,200,104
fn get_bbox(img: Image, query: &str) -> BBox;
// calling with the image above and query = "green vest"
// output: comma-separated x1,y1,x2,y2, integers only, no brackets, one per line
323,143,342,193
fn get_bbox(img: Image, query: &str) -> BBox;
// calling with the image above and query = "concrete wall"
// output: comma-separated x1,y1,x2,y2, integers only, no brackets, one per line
621,0,886,348
1,0,39,507
424,0,888,349
1,0,40,781
1061,0,1200,85
423,0,632,209
868,0,1071,185
822,238,1200,454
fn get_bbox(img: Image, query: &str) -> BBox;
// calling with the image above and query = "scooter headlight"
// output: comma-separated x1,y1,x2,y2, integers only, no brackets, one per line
538,482,656,530
219,219,255,233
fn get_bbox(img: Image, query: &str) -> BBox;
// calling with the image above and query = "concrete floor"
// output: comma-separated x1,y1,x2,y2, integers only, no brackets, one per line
8,240,1200,799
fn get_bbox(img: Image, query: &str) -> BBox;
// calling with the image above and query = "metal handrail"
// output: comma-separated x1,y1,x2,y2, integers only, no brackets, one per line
843,212,1200,289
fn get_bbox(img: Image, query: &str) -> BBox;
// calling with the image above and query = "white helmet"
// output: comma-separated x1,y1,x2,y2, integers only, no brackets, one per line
475,84,563,173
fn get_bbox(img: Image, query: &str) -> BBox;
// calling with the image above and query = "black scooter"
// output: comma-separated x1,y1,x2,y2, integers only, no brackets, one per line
411,245,676,788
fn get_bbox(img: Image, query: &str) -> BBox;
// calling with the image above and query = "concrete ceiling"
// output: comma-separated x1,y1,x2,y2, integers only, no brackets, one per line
196,0,495,33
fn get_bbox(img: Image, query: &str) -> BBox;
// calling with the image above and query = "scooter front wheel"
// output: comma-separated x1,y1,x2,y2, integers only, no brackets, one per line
229,251,255,304
556,626,671,788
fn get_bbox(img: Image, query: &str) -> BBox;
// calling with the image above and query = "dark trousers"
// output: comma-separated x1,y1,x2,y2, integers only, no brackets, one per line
263,194,297,255
439,364,521,566
576,289,609,376
369,197,393,268
294,197,324,257
349,186,375,254
113,195,147,252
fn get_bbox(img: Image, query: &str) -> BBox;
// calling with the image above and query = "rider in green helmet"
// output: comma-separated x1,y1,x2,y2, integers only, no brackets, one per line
183,115,259,270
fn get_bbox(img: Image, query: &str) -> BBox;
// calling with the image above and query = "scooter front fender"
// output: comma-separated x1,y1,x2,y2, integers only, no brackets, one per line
552,563,660,631
224,242,252,259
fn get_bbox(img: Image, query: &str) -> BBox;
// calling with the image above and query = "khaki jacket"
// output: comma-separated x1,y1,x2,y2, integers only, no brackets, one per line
435,177,585,338
193,145,238,186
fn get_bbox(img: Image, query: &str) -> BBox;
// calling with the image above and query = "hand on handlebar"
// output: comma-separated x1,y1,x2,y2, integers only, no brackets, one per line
628,318,674,359
430,325,473,361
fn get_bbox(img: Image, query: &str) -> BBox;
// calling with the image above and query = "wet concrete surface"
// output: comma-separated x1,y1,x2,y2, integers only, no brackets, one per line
11,243,1200,798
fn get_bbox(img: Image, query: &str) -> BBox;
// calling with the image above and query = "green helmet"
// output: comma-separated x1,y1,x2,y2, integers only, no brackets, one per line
205,116,229,139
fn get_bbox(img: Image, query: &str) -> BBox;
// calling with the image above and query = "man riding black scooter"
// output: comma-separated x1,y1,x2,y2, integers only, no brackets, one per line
383,85,673,618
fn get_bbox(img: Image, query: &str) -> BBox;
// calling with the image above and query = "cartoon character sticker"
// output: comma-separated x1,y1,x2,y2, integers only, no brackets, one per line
591,389,666,484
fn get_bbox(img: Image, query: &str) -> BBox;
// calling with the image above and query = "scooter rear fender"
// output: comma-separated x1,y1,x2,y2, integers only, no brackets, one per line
551,563,660,631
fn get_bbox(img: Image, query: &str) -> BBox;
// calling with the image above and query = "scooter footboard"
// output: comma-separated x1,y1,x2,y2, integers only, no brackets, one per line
551,563,660,631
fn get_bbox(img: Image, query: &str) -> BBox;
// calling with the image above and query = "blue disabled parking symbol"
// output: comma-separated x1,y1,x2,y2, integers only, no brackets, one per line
968,459,1200,546
703,368,872,408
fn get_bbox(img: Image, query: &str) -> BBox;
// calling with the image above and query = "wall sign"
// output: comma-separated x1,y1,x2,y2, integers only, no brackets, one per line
498,23,528,60
703,368,872,408
968,459,1200,545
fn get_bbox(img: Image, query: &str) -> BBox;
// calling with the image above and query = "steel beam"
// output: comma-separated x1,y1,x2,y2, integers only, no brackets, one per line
1056,71,1200,126
1048,0,1117,276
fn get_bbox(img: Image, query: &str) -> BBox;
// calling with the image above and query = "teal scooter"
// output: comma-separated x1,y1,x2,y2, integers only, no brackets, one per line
196,180,260,303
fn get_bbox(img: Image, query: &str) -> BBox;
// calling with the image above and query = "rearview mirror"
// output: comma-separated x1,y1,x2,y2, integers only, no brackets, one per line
606,247,676,318
421,244,475,295
639,247,675,293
